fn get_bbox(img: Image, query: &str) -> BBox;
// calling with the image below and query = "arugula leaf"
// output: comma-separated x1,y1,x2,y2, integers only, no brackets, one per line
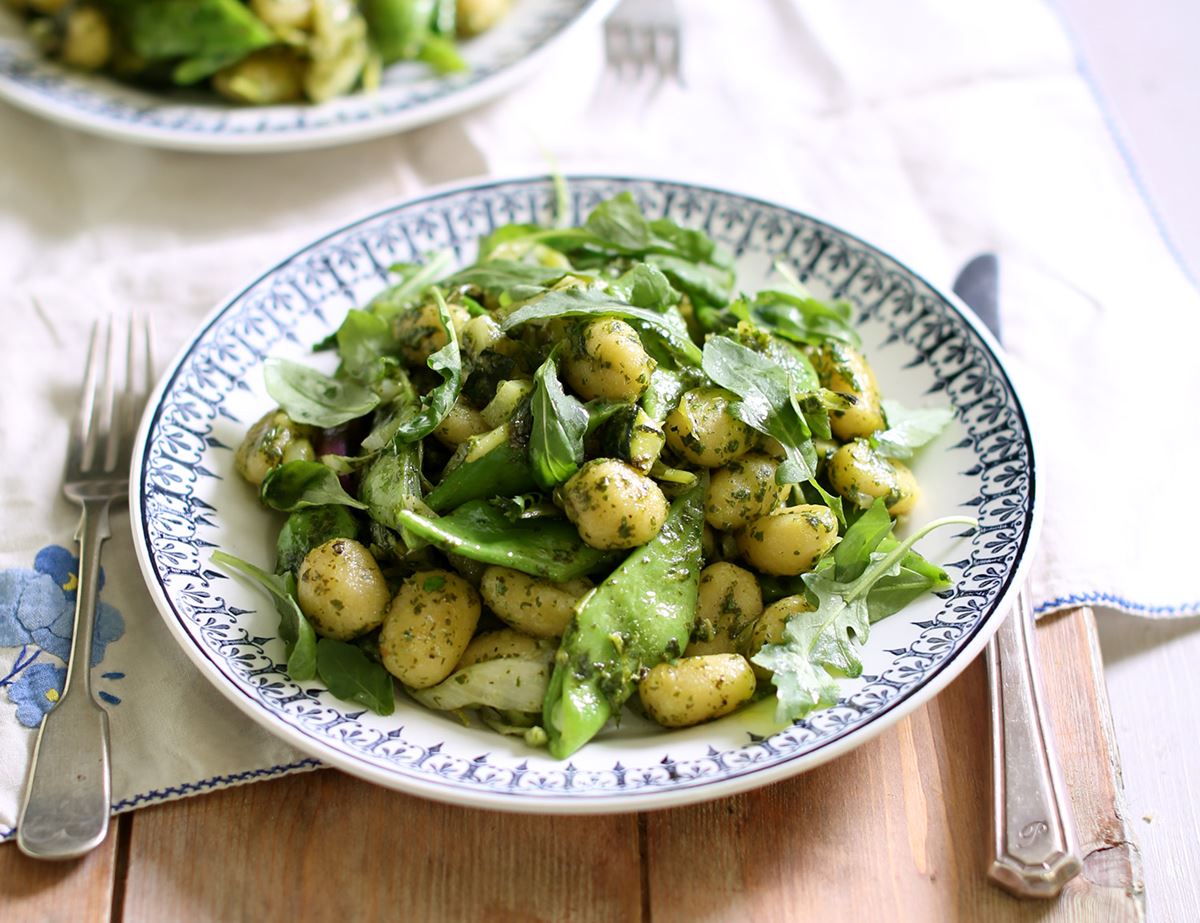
368,251,456,318
440,260,571,297
261,461,368,512
735,291,861,349
211,551,317,681
833,499,893,583
874,400,955,459
529,354,589,489
648,217,733,268
389,289,463,443
701,335,816,483
608,264,680,311
264,358,380,427
501,287,702,366
648,254,735,308
316,639,396,714
753,514,975,722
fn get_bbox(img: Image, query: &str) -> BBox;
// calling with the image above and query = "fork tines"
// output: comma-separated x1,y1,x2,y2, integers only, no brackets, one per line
69,314,154,484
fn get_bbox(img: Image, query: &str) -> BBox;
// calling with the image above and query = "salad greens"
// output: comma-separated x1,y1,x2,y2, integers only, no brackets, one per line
216,187,969,757
22,0,500,106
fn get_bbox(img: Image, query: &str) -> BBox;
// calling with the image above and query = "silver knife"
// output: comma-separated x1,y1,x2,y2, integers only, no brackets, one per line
953,254,1083,898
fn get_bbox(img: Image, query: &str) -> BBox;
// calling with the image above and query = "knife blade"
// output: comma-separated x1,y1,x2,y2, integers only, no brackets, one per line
951,254,1082,898
953,253,1001,340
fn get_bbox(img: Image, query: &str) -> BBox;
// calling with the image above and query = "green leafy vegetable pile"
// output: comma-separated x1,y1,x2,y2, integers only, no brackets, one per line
18,0,509,105
216,189,972,759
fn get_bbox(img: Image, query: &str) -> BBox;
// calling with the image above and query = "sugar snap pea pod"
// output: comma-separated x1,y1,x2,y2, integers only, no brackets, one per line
424,425,537,512
543,476,706,759
361,0,434,64
359,442,424,531
395,501,617,582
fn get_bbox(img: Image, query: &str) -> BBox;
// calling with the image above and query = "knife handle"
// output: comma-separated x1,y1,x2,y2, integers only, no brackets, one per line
987,587,1082,897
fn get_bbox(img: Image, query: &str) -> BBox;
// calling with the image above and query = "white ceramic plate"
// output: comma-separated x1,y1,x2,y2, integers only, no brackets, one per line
0,0,612,153
131,175,1040,813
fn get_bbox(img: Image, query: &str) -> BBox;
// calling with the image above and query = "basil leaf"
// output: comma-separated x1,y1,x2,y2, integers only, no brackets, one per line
583,192,657,252
390,289,463,443
211,551,317,681
261,460,368,512
608,263,680,312
529,354,589,489
501,287,702,366
316,639,395,715
874,400,955,459
264,357,380,427
335,309,397,384
275,505,360,576
701,335,816,483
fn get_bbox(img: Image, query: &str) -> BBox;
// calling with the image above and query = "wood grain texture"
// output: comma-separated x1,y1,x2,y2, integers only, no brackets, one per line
644,608,1144,922
4,608,1140,923
0,822,119,923
119,770,641,923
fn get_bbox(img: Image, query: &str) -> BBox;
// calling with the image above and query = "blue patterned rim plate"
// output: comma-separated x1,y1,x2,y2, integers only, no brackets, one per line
0,0,612,153
130,175,1040,813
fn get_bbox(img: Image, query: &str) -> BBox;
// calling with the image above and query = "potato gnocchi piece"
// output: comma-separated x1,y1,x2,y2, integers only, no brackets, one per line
433,395,489,447
737,505,839,576
379,569,481,688
813,344,885,441
827,440,920,516
234,409,314,487
664,387,753,468
393,300,470,365
479,567,592,639
704,452,787,532
296,538,390,641
638,654,757,728
685,563,763,657
563,318,656,402
456,627,546,669
559,458,669,550
743,594,816,681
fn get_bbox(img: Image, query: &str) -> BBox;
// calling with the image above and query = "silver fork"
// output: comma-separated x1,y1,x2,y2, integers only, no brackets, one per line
603,0,682,87
17,315,154,860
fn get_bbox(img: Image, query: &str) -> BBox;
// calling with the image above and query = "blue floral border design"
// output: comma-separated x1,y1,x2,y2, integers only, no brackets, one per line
0,0,598,143
0,759,322,843
136,176,1035,800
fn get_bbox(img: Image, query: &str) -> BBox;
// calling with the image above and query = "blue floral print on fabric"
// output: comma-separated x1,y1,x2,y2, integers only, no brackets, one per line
0,545,125,727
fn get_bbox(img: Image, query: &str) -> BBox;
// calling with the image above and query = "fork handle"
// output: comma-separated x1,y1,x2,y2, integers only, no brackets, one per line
17,499,113,860
987,587,1082,897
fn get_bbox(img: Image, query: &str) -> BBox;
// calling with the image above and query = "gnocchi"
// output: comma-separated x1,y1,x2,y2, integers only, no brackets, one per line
559,459,669,550
296,539,390,641
638,654,757,728
379,570,481,689
479,567,591,639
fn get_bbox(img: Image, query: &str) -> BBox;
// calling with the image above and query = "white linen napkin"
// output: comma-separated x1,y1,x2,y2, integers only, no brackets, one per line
2,0,1198,841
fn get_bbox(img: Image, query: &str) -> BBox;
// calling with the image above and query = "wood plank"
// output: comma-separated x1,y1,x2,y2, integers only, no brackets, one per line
644,607,1144,922
120,770,641,923
0,822,120,923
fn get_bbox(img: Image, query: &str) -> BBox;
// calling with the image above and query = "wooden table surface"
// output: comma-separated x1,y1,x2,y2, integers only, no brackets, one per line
0,609,1144,923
